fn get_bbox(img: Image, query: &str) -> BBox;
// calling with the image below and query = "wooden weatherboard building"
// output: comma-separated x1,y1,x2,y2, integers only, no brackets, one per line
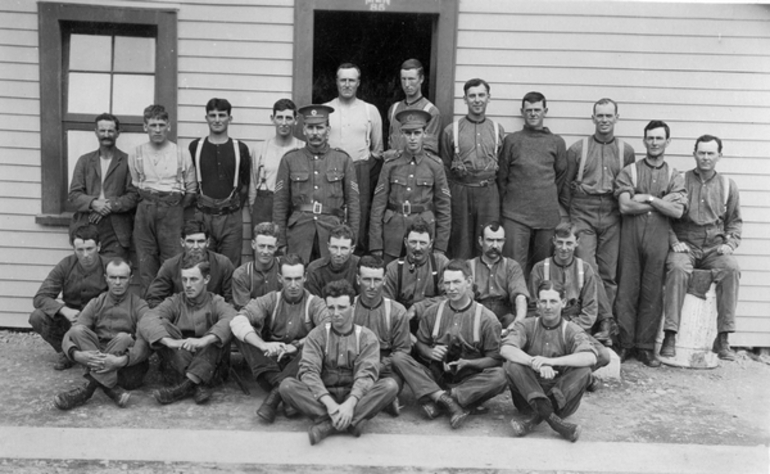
1,0,769,346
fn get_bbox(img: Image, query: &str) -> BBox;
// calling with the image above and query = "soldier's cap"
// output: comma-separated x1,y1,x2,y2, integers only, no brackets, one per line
396,109,431,131
298,104,334,125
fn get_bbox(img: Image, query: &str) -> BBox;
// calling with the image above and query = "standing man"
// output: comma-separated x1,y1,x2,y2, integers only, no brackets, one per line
662,135,742,361
614,120,687,366
324,63,384,253
54,259,150,410
468,221,529,330
189,98,251,267
279,280,399,445
249,99,304,227
498,91,568,276
440,78,505,259
370,110,451,263
565,98,636,341
273,104,360,265
139,258,235,405
231,222,283,310
230,254,329,423
129,104,197,293
502,281,597,442
387,59,441,155
68,113,138,261
29,225,108,370
305,224,360,296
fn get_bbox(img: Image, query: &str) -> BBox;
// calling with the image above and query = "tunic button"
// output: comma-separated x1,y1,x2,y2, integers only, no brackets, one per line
314,216,318,220
314,171,319,175
407,188,411,191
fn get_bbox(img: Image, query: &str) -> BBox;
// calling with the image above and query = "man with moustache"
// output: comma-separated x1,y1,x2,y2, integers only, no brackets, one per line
145,220,234,308
661,135,742,361
280,280,399,445
230,253,329,423
386,58,441,155
54,259,150,410
231,222,283,310
68,113,138,261
440,78,505,259
140,258,236,405
305,224,360,296
273,104,360,264
614,120,687,366
189,98,251,267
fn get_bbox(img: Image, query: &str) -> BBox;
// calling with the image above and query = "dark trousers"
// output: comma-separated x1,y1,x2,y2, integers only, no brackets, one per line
196,209,244,267
390,351,507,408
502,218,554,278
96,216,130,261
505,362,591,418
354,159,371,254
29,309,70,353
155,321,226,385
279,377,399,425
448,182,500,260
250,190,274,228
65,325,149,389
134,201,183,294
236,338,302,392
614,213,669,350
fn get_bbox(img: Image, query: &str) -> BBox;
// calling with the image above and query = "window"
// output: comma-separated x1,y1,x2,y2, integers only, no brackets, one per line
37,3,177,225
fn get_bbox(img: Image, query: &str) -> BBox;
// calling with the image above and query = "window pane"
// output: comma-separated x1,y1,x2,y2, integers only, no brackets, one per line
116,132,148,154
114,36,155,73
112,74,155,115
69,34,111,72
68,72,111,114
67,131,147,186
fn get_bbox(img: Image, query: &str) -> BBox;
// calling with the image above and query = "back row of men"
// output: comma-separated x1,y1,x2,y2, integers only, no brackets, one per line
53,58,741,374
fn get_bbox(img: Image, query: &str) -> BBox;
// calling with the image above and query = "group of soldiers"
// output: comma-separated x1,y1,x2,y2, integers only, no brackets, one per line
29,58,742,444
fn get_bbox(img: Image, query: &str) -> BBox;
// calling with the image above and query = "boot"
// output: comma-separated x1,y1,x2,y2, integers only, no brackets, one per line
193,384,212,405
586,374,600,393
437,392,469,429
102,385,131,408
659,331,676,358
54,352,74,371
308,420,336,446
54,383,96,410
713,332,736,361
510,413,542,437
546,413,581,442
284,403,299,418
420,400,441,420
348,419,367,438
383,397,401,417
593,319,613,346
153,379,195,405
257,388,282,423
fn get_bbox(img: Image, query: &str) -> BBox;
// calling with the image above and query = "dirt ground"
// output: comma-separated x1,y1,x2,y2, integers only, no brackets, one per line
1,330,769,449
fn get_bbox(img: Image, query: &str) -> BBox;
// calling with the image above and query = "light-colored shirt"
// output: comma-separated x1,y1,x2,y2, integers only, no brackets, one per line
98,156,111,199
128,141,196,195
324,98,383,162
249,136,304,202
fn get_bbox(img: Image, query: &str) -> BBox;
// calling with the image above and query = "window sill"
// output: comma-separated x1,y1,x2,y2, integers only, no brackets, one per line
35,213,73,227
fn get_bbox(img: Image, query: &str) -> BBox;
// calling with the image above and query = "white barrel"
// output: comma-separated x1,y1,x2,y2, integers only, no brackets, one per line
656,283,719,369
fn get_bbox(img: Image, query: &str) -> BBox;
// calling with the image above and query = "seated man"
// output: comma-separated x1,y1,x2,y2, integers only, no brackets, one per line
230,254,328,423
391,260,507,429
54,259,150,410
305,224,360,296
145,219,234,308
354,255,411,416
662,135,742,361
30,224,108,370
279,280,399,445
232,222,283,310
139,257,235,405
468,221,529,330
502,281,598,442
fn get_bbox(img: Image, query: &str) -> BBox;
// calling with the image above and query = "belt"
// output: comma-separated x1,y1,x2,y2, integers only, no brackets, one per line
197,204,239,215
295,202,343,217
452,179,494,188
138,189,183,205
387,201,433,215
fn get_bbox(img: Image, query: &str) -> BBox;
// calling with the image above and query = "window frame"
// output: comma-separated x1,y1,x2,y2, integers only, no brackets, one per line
37,2,177,225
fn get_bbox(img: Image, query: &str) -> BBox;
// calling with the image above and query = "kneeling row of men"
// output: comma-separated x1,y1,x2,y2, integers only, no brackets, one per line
49,227,603,444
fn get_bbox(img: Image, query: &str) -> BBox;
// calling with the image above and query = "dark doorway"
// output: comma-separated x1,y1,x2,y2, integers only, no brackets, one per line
312,11,435,136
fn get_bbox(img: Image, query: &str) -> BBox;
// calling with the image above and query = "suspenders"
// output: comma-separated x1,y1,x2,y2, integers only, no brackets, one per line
630,161,674,189
270,291,314,335
353,296,392,337
396,254,439,302
453,119,500,157
543,257,584,290
577,137,624,182
194,137,241,199
324,323,363,356
432,300,483,344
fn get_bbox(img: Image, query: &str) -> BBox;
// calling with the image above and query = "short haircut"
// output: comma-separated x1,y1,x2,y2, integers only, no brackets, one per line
400,58,424,78
181,254,211,278
273,98,298,117
358,254,385,273
405,217,432,240
205,98,232,115
481,220,504,236
463,78,490,95
522,91,546,109
181,220,209,239
537,280,565,300
71,224,100,246
337,62,361,78
553,221,580,239
644,120,670,139
280,253,305,273
94,113,120,131
322,279,356,304
444,259,472,279
694,134,723,154
143,104,169,123
328,224,355,243
253,222,280,240
593,98,618,115
106,257,132,274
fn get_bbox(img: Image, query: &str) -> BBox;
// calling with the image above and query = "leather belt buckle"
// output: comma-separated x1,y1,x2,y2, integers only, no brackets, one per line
312,201,323,215
402,201,411,216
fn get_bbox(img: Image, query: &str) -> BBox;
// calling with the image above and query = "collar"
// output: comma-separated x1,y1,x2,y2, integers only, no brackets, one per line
465,115,486,125
205,136,231,146
406,254,428,269
693,168,718,183
331,324,355,337
403,150,424,164
480,254,502,268
552,256,575,268
358,296,383,310
448,298,473,313
253,257,277,273
522,125,551,134
107,292,129,305
642,157,666,170
539,316,563,331
592,135,616,145
306,143,330,155
184,291,210,309
404,95,424,107
282,290,305,306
